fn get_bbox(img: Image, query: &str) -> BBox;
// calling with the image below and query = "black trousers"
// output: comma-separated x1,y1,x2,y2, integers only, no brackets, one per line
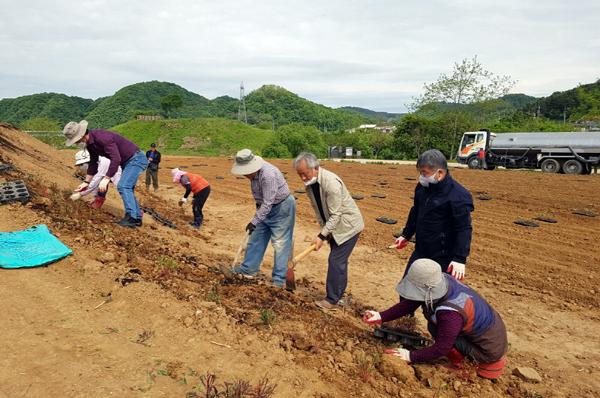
192,186,211,218
325,232,361,304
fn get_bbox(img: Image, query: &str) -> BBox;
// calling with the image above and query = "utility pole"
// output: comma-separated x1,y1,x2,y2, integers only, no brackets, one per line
238,82,247,124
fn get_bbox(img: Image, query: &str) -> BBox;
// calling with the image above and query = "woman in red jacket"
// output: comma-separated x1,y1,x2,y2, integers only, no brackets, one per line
171,168,210,228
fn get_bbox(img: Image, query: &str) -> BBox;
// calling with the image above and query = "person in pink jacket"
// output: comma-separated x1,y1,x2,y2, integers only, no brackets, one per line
70,150,122,209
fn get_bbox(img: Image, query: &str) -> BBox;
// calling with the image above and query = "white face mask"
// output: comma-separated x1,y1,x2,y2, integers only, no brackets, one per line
419,169,442,187
76,142,87,149
304,176,318,186
80,163,89,171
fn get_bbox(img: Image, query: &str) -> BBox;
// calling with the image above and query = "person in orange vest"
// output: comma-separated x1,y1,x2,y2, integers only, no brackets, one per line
171,168,210,228
477,148,487,170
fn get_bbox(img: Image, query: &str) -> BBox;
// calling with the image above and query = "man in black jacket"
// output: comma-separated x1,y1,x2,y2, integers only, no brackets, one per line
395,149,474,281
145,143,161,191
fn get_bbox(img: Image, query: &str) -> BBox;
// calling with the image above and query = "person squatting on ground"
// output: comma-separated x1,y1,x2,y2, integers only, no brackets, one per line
64,120,148,228
70,149,122,209
294,152,364,311
395,149,474,281
364,258,508,379
229,149,296,288
146,143,161,190
171,168,210,229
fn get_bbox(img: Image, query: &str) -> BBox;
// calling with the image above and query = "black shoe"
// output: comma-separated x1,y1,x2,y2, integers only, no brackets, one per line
116,217,138,228
113,213,131,225
134,218,142,227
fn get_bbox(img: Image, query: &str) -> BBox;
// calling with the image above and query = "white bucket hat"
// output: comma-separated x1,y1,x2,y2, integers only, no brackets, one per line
396,259,449,307
74,149,90,166
231,149,264,175
64,120,89,147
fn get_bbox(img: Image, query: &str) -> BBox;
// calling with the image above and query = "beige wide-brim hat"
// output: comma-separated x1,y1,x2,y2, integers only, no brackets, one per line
396,258,449,302
231,149,264,175
64,120,89,147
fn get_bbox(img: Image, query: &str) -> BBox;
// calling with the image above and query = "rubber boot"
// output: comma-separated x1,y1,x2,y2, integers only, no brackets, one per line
113,213,132,225
190,216,202,229
446,348,466,367
476,357,505,379
91,197,106,209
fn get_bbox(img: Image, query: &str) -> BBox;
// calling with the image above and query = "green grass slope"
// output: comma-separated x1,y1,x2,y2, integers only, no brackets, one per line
112,118,275,157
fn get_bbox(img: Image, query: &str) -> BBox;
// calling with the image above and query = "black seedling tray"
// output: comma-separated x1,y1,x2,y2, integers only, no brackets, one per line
73,172,86,181
199,164,208,166
405,177,416,181
379,182,388,185
216,177,224,179
0,180,30,204
476,196,493,200
192,164,201,167
179,166,188,168
372,327,433,347
572,212,596,217
371,195,386,198
236,177,246,180
140,207,177,229
352,196,364,200
376,217,397,224
388,167,397,170
514,220,539,227
533,217,557,223
294,190,306,194
0,164,14,173
166,166,174,169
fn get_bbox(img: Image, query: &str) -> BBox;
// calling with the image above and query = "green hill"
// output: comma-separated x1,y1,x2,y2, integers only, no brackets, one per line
0,93,98,126
111,118,274,157
522,79,600,121
338,106,405,123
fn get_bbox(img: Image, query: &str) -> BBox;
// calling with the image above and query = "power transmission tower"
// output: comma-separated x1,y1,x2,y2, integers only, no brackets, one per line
238,82,247,124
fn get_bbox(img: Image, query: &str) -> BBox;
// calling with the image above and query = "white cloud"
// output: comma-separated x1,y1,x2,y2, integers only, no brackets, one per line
0,0,599,112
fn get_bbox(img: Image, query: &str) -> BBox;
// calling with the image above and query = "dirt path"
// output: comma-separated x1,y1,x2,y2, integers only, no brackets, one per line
1,123,599,397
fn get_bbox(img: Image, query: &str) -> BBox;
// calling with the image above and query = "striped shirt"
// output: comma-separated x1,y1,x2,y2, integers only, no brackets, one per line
250,161,290,225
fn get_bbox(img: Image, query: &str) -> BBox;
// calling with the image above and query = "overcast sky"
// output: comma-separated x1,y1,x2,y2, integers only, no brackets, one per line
1,0,598,112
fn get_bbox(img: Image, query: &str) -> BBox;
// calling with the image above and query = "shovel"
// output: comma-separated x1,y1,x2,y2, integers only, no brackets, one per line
372,244,396,258
219,230,250,279
285,243,316,291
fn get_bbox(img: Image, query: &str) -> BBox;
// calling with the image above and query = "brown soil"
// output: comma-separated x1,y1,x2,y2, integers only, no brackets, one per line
1,122,599,398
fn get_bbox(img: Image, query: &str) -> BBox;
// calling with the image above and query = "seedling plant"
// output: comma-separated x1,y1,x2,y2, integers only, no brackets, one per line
259,309,277,327
207,279,223,305
356,352,380,383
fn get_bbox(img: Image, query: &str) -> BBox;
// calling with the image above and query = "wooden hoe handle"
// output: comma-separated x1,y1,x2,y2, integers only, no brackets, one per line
292,244,316,266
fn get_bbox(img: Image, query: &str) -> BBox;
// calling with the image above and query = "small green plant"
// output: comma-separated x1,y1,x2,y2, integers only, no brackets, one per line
514,216,523,219
312,316,331,353
194,372,277,398
132,330,155,346
388,315,419,334
207,280,223,305
259,309,277,327
76,268,85,276
428,380,447,398
526,390,542,398
357,353,380,383
156,255,178,277
100,327,119,334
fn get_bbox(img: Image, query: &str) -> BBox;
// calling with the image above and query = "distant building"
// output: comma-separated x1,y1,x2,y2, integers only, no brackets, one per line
137,115,163,121
347,125,396,133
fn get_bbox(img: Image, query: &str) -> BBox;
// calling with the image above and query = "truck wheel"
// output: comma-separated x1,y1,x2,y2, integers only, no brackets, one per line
563,159,583,175
467,157,480,169
540,159,560,173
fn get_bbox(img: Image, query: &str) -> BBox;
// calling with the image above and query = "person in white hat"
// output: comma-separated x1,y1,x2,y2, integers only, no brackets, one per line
63,120,147,228
70,149,122,209
364,258,508,379
224,149,295,288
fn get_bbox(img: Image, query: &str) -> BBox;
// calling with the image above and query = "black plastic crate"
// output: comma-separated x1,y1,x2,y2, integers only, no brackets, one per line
0,164,14,173
0,180,30,204
372,326,434,347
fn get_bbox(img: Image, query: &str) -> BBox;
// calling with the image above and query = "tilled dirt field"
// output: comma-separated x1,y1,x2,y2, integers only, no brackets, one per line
0,123,599,398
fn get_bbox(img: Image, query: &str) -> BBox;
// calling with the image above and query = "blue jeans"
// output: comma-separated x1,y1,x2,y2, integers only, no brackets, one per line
117,149,147,218
235,195,296,286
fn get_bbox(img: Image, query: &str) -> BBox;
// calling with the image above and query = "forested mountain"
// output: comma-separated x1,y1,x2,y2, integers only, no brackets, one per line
522,79,600,121
338,106,405,123
0,81,375,130
0,93,99,127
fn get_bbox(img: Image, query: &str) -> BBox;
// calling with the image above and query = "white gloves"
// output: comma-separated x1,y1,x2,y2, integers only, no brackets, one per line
394,236,409,249
75,182,89,192
98,177,110,193
70,193,81,201
363,310,382,326
448,261,465,281
385,348,411,363
180,197,187,204
83,197,96,205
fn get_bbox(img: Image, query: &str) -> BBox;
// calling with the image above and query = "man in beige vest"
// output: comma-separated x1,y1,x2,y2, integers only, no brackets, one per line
294,152,364,310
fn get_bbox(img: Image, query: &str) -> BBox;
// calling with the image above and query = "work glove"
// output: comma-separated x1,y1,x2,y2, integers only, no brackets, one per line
70,193,81,201
179,197,187,205
394,236,409,249
448,261,465,281
83,197,96,205
385,348,411,363
74,182,89,192
98,177,110,193
363,310,382,327
246,222,256,235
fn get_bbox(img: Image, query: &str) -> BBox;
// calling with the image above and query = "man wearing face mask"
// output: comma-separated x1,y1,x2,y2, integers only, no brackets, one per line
63,120,147,228
394,149,474,281
294,152,364,311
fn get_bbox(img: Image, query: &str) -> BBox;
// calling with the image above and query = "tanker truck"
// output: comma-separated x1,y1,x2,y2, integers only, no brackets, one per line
456,129,600,174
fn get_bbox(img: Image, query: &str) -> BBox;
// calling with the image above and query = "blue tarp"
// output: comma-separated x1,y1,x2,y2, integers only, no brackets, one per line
0,224,72,269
